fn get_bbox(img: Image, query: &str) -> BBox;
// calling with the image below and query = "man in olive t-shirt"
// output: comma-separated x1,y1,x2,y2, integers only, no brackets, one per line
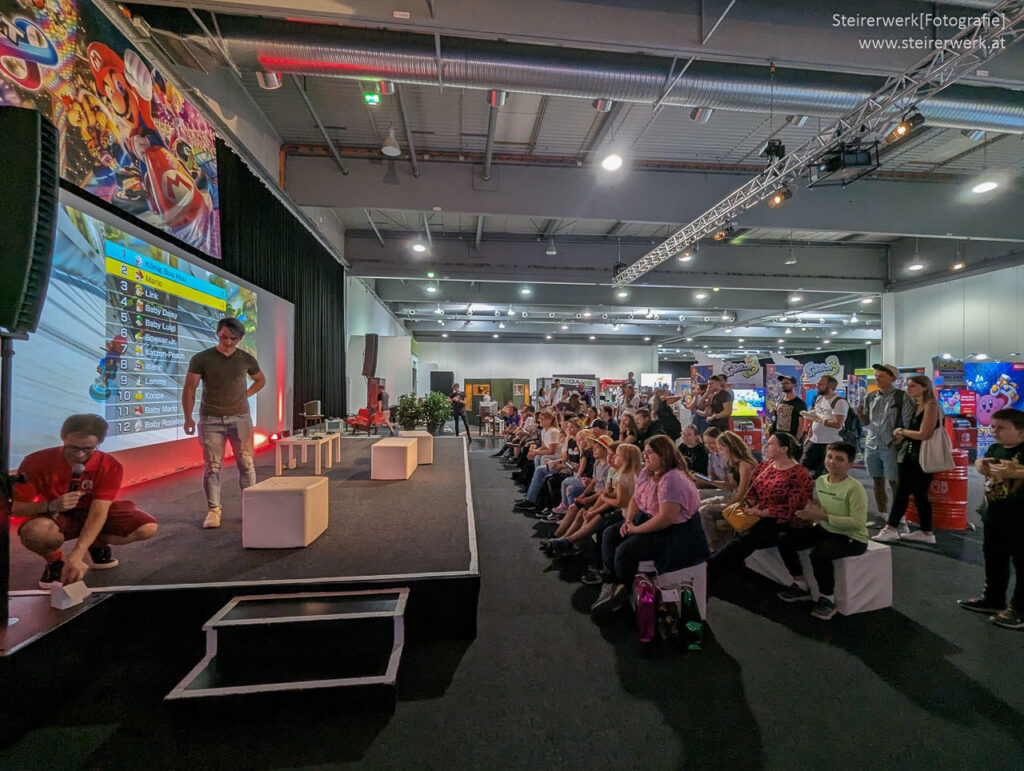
182,317,265,529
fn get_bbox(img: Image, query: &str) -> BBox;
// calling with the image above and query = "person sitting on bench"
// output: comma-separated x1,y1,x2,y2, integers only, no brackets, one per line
776,441,869,621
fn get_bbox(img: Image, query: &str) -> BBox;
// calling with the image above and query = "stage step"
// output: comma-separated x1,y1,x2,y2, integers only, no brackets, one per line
165,588,408,708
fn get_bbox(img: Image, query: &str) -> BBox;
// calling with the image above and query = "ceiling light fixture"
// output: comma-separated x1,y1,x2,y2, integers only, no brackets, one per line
616,290,629,299
546,334,552,340
601,152,623,171
790,295,802,303
561,324,569,330
972,180,999,194
507,307,516,316
434,305,443,314
644,336,651,341
412,241,427,253
768,185,793,208
713,223,735,241
589,335,597,340
441,333,448,338
583,311,592,318
492,334,499,338
498,322,505,329
546,238,558,256
861,297,874,304
425,285,437,293
520,286,532,295
952,262,965,271
381,125,402,157
908,263,925,272
695,292,708,300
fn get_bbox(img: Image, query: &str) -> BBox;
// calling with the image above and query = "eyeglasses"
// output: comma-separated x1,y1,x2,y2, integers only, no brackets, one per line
64,443,97,454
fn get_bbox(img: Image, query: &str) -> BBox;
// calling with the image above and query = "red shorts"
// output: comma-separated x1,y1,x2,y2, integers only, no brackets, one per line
22,500,157,542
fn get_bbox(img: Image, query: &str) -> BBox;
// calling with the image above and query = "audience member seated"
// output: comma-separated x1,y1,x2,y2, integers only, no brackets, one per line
698,431,758,551
634,408,666,449
511,409,558,483
600,405,620,440
619,414,639,446
544,436,614,548
706,432,814,581
514,418,581,516
774,441,869,620
550,429,596,519
591,436,710,615
679,425,709,476
583,406,599,427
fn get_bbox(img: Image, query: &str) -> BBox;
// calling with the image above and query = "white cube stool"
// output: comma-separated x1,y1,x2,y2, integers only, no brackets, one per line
371,437,418,480
400,430,434,464
636,560,708,619
744,541,892,615
243,476,328,548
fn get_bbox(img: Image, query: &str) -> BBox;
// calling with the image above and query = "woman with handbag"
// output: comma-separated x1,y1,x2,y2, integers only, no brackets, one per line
706,432,815,580
698,431,757,551
590,435,709,615
873,374,943,544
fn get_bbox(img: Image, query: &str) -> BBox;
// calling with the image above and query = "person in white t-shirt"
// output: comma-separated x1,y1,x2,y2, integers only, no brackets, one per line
617,383,642,418
801,375,849,478
549,378,568,408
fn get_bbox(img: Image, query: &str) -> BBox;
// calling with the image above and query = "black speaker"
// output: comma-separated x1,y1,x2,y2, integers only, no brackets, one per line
0,107,59,334
361,333,379,377
430,371,454,395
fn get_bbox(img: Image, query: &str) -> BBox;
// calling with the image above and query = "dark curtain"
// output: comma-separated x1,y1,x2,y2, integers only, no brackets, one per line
215,140,346,424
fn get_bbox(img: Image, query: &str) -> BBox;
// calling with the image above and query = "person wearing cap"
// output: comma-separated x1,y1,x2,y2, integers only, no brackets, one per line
770,375,808,457
858,364,915,524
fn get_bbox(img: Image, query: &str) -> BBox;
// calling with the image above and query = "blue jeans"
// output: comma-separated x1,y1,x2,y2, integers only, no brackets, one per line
527,464,560,503
199,413,256,509
601,512,710,585
561,476,586,507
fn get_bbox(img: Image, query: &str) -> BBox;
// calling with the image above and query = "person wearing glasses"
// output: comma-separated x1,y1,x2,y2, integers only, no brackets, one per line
182,317,265,529
13,414,159,589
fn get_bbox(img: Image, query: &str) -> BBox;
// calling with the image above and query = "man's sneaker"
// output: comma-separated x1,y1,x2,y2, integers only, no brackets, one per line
532,508,553,519
871,526,901,543
513,500,537,512
778,583,813,603
580,567,603,585
544,511,563,523
810,596,837,620
958,597,1005,615
989,608,1024,630
39,560,64,590
88,545,119,569
203,507,222,529
900,530,936,544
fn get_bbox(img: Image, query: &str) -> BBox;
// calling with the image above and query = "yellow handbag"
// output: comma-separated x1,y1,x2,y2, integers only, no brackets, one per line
721,502,759,532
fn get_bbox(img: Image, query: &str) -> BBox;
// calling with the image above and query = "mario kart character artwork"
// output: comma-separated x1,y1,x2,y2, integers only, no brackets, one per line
89,333,128,401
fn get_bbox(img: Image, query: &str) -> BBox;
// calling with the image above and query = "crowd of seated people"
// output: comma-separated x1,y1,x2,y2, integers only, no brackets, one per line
490,382,877,624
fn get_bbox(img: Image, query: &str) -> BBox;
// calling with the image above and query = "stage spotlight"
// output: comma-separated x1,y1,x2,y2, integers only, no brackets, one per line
768,185,792,208
713,223,735,241
885,110,924,143
759,138,786,161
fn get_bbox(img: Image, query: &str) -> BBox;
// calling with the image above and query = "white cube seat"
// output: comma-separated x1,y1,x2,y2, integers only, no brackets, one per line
744,541,892,616
636,560,708,620
371,438,418,480
243,476,328,548
400,430,434,464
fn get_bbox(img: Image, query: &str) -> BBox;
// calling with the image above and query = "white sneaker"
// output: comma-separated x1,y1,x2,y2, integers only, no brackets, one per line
901,530,936,544
203,507,222,529
897,520,910,535
872,526,901,542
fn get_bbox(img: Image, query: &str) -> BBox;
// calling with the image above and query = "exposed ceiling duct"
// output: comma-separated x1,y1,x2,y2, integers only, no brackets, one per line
147,15,1024,133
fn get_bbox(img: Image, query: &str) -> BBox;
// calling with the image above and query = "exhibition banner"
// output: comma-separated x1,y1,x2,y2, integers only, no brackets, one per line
965,361,1024,452
721,355,762,387
764,363,803,413
932,357,967,387
800,355,845,384
0,0,220,256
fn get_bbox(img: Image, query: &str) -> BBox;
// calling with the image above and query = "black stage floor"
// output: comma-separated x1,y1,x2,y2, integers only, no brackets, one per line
7,436,475,591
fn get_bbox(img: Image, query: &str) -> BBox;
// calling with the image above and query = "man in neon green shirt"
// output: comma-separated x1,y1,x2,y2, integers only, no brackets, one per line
775,441,869,620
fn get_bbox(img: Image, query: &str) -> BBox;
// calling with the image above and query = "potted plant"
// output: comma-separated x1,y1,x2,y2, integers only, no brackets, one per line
422,390,453,434
395,393,423,430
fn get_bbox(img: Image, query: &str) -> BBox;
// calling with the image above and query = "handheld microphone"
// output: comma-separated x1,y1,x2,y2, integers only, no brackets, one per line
69,463,86,492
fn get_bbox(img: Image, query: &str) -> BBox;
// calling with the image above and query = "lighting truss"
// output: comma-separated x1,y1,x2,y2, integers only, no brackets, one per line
612,0,1024,287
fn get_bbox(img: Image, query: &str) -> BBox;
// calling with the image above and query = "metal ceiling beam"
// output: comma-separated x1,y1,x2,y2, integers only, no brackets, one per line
422,212,433,246
395,84,421,178
286,156,1024,243
289,75,349,176
612,1,1024,286
482,98,501,181
364,208,386,247
474,214,484,249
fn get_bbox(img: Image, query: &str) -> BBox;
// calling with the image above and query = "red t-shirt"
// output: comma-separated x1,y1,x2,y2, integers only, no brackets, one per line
15,447,123,511
746,461,814,523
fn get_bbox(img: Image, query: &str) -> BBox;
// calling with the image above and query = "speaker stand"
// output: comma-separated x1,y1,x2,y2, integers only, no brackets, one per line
1,332,28,628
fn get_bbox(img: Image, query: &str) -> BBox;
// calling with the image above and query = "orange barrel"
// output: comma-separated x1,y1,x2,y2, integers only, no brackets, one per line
906,449,969,530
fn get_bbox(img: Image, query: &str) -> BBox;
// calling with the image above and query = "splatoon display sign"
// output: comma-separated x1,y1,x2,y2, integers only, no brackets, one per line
965,362,1024,452
0,0,220,257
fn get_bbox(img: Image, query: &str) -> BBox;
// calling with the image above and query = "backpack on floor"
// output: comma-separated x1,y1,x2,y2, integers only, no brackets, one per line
634,573,658,643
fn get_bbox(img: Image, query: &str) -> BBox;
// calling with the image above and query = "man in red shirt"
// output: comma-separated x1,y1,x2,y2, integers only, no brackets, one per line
13,414,159,589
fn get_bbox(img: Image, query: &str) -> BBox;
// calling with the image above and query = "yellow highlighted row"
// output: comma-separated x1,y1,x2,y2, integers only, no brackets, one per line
105,257,226,312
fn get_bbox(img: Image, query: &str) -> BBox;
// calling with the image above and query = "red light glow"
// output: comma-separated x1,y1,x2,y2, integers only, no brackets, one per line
254,431,269,447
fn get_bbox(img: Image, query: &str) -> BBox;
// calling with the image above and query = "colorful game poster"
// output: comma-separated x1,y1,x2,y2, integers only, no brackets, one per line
721,356,762,387
0,0,220,256
765,363,803,414
690,365,714,385
965,362,1024,453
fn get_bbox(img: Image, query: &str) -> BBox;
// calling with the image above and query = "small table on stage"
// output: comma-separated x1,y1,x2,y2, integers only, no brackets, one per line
275,434,337,476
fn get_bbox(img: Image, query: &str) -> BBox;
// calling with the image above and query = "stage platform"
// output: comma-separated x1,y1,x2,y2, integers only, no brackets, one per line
8,435,476,592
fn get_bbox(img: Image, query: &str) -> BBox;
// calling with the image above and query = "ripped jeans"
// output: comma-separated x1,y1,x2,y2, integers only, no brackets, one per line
199,413,256,509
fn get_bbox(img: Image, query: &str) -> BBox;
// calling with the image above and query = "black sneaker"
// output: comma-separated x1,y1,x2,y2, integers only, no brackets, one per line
580,567,603,585
778,583,813,603
513,500,537,511
88,545,119,570
39,560,64,590
989,608,1024,630
957,597,1005,615
810,596,837,620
